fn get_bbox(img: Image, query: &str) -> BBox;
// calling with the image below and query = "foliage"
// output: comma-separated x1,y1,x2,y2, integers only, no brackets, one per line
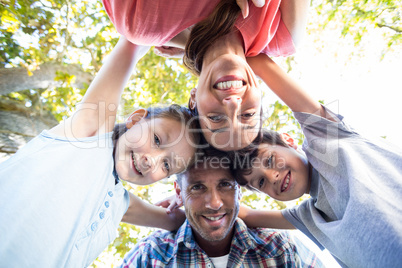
311,0,401,59
1,0,401,266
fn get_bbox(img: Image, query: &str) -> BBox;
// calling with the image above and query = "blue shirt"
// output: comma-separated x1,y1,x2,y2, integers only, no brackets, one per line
120,218,324,267
0,130,130,267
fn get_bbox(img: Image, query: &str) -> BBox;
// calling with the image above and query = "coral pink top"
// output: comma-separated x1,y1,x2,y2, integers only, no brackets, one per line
102,0,295,57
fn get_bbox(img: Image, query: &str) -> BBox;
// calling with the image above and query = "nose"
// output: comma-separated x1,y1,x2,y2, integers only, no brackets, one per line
141,154,154,172
267,169,280,185
223,96,242,113
223,96,242,126
205,188,223,211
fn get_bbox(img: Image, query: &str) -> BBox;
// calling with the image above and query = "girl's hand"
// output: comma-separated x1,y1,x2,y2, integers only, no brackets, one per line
155,194,183,214
236,0,266,19
154,46,185,58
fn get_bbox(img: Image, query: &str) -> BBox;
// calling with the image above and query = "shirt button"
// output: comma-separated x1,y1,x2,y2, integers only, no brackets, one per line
105,201,110,208
91,222,98,231
207,264,211,268
99,211,105,219
108,191,113,197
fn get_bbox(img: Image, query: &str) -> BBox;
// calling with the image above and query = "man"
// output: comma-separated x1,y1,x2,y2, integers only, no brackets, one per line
120,161,323,267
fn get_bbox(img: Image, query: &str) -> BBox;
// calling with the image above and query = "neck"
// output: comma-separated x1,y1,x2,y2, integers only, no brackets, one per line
164,27,193,49
193,228,235,257
202,31,245,67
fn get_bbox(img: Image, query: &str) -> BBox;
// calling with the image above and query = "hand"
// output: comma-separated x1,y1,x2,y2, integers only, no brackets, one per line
155,194,183,214
236,0,266,19
154,46,185,58
238,205,251,220
166,207,186,231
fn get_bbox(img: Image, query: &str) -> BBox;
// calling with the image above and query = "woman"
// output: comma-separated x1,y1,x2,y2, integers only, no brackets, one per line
102,0,309,151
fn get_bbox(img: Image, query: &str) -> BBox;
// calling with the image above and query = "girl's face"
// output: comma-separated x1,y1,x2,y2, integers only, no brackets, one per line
243,144,310,201
192,54,261,151
114,117,196,185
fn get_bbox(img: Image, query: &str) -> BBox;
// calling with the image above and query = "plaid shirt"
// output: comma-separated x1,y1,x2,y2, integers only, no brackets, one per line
120,219,323,268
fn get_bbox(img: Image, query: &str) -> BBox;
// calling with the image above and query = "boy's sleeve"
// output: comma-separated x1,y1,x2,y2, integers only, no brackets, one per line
282,204,325,251
293,105,357,139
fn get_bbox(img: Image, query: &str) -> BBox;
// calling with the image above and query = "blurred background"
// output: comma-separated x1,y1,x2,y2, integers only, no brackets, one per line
1,0,401,266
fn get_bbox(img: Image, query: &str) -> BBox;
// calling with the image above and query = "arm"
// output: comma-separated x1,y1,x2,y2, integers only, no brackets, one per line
247,54,336,121
239,205,295,229
50,37,150,138
279,0,310,47
122,192,186,231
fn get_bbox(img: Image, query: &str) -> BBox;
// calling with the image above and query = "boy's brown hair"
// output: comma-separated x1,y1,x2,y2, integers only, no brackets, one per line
230,129,290,188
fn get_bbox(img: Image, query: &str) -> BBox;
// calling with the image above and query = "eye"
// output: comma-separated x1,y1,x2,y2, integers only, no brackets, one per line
258,177,265,189
241,112,255,119
208,115,224,122
163,160,170,173
191,184,204,191
263,155,274,169
154,134,161,146
220,181,231,188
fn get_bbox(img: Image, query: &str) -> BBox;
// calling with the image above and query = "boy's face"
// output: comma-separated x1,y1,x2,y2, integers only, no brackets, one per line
244,143,310,201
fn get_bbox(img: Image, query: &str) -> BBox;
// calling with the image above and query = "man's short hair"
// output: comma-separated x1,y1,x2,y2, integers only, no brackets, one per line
176,158,234,187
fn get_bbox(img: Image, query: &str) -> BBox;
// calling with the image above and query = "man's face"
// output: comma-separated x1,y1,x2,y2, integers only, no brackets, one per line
175,166,241,243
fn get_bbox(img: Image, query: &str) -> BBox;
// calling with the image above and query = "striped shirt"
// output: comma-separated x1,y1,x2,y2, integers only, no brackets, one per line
120,219,323,267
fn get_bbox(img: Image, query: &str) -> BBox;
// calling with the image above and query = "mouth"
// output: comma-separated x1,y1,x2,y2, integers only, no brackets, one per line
202,214,226,226
131,151,142,175
213,75,246,90
281,171,291,192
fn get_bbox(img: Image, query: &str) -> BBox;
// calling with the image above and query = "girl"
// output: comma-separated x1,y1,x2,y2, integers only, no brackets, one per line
102,0,309,151
234,54,402,268
0,37,198,267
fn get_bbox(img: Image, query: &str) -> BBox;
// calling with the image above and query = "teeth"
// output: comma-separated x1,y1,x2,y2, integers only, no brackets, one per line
216,80,243,89
132,153,142,175
282,173,290,191
205,215,224,221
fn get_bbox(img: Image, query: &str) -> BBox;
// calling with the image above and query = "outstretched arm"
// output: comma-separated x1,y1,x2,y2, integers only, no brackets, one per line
247,54,335,121
122,192,186,231
279,0,310,47
239,205,295,229
50,37,150,138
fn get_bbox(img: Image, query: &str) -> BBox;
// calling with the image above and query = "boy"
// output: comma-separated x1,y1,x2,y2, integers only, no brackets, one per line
234,54,402,268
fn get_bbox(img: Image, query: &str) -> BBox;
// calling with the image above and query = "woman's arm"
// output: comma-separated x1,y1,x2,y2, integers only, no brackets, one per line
50,37,150,138
247,54,336,121
122,192,186,231
239,205,295,229
279,0,310,47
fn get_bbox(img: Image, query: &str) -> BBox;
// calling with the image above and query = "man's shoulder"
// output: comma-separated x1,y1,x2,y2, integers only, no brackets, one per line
245,228,324,267
138,229,178,248
123,229,179,263
234,220,296,257
247,228,295,252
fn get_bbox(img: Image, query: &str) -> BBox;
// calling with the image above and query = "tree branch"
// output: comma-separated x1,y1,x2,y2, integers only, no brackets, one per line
0,62,93,95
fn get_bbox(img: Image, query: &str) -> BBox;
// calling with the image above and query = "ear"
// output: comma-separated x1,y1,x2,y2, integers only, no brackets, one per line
126,109,148,129
174,181,183,206
280,133,298,150
189,88,197,110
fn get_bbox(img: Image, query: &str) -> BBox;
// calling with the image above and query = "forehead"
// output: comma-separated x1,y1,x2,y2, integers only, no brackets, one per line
186,166,233,183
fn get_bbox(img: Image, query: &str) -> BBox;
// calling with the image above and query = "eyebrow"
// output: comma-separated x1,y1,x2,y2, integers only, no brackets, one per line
206,123,258,133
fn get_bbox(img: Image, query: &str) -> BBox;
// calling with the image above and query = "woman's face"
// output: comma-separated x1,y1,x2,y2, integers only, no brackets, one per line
192,54,262,151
